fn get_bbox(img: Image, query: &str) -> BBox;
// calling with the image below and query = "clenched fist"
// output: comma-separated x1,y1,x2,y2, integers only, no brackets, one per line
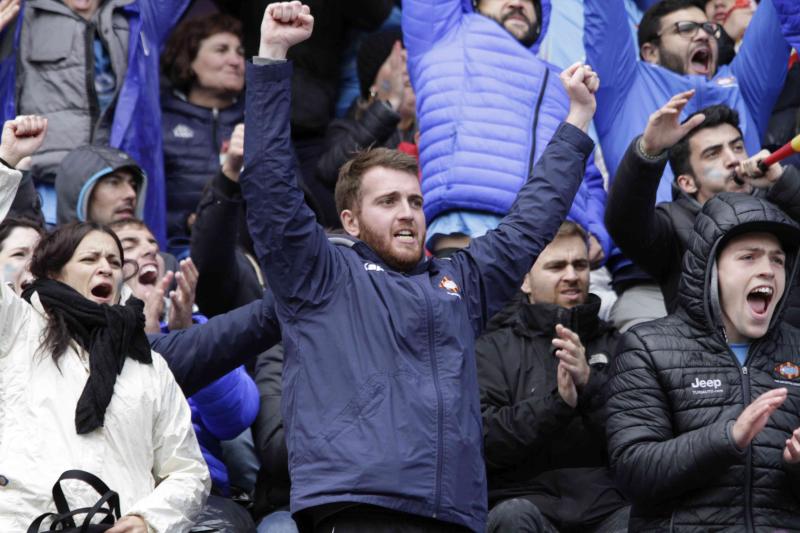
259,1,314,60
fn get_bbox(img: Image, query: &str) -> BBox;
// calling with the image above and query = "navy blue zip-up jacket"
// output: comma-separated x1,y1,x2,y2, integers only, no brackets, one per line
161,91,244,244
240,60,594,532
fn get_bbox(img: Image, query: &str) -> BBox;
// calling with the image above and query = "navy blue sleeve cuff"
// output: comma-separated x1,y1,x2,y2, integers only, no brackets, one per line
246,59,293,84
556,122,596,157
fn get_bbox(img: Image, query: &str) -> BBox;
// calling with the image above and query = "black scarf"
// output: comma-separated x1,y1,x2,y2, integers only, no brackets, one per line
22,279,152,434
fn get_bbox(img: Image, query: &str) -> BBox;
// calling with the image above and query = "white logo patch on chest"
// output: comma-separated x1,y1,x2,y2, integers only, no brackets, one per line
690,377,724,395
172,124,195,139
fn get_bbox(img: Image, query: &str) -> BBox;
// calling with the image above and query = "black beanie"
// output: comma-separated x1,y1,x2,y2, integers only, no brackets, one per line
357,28,404,100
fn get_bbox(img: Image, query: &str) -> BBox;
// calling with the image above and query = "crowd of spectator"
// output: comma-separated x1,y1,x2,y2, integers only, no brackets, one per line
1,0,800,532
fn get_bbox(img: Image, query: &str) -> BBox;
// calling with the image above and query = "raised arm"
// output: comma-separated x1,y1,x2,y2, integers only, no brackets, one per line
401,0,462,61
316,101,401,188
453,64,597,326
0,116,44,357
140,0,192,46
583,0,638,139
730,0,796,139
191,170,253,315
605,91,706,280
240,3,340,309
0,115,46,220
191,124,262,315
569,154,611,265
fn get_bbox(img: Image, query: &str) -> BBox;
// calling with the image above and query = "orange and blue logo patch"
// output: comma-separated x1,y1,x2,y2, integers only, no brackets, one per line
775,361,800,380
439,276,461,298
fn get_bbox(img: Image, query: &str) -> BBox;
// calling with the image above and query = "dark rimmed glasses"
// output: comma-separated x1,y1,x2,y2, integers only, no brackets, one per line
657,21,722,40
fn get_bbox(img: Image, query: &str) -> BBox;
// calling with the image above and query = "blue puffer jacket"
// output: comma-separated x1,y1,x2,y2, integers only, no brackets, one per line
585,0,800,204
402,0,611,259
189,366,259,495
161,91,244,244
240,61,593,532
0,0,190,245
585,0,800,281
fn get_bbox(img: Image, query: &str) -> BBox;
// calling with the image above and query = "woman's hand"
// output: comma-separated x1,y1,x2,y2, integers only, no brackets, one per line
107,515,148,533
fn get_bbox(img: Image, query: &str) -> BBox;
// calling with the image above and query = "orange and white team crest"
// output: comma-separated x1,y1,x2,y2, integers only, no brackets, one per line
776,361,800,380
439,276,461,298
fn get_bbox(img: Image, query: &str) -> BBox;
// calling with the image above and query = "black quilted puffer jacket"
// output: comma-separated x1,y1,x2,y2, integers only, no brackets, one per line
606,193,800,532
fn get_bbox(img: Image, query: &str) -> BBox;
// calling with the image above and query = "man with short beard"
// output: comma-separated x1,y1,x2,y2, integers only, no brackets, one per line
476,221,628,532
585,0,800,199
584,0,799,331
239,2,599,531
402,0,610,265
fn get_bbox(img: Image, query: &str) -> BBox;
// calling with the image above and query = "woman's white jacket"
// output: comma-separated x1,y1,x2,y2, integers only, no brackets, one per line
0,166,210,532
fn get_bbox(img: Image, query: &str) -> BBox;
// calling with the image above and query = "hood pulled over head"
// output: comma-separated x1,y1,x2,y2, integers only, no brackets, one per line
679,193,800,336
55,145,147,225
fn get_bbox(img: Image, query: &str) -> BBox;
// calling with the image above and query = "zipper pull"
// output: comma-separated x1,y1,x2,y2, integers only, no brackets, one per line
742,366,748,376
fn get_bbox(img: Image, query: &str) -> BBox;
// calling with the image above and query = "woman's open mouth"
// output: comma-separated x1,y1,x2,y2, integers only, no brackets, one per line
90,282,113,302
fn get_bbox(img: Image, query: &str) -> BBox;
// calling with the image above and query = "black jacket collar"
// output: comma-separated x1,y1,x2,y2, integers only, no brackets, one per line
512,293,605,340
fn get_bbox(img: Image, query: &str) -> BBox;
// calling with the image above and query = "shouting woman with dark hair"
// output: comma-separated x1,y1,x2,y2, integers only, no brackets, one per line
160,13,246,257
0,117,210,532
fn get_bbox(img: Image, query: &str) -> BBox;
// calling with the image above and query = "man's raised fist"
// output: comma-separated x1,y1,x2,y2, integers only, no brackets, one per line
259,1,314,60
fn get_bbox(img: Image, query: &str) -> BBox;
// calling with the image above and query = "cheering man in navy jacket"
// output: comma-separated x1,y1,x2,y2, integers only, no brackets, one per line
239,2,599,531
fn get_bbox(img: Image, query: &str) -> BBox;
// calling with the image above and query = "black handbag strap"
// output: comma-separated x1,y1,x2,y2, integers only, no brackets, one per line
81,489,121,528
52,470,116,516
27,470,120,533
26,513,58,533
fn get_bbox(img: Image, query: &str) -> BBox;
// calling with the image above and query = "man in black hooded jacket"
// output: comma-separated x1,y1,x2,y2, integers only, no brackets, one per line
477,221,628,533
607,192,800,531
